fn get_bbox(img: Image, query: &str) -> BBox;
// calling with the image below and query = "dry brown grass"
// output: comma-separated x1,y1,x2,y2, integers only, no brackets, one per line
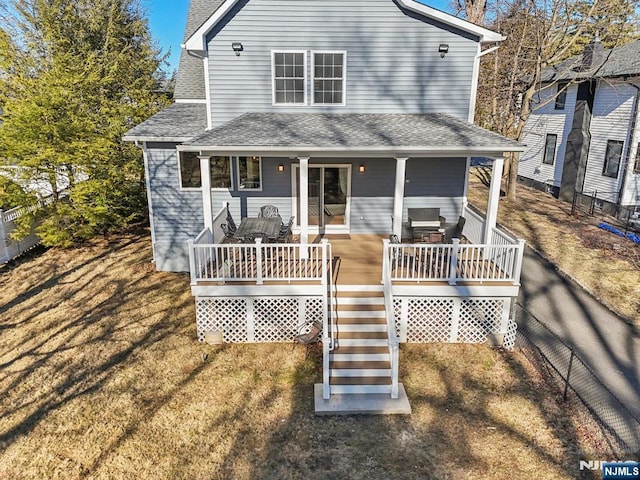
468,168,640,328
0,229,600,479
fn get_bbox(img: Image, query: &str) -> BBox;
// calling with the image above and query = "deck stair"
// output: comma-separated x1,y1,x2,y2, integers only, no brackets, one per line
315,285,411,415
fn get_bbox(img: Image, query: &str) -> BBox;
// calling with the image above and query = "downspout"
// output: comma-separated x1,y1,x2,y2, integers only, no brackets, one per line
617,82,640,206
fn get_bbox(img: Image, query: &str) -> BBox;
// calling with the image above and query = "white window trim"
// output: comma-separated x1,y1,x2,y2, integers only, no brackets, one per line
236,156,263,191
311,50,347,107
177,152,234,191
271,50,308,107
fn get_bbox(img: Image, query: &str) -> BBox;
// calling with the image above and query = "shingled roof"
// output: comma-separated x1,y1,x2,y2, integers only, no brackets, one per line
541,39,640,83
173,0,226,101
123,103,207,142
180,113,524,156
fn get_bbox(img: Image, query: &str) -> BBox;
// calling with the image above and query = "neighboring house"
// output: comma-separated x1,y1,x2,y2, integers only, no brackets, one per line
519,40,640,211
124,0,526,413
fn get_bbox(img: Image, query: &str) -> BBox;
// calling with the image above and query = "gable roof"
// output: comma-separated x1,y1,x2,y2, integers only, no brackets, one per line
541,39,640,83
179,112,524,157
183,0,504,52
174,0,226,100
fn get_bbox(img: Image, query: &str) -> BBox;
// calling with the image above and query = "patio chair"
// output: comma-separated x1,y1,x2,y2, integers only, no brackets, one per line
276,216,295,242
259,204,280,218
225,205,237,234
444,216,466,243
293,320,322,357
220,223,236,242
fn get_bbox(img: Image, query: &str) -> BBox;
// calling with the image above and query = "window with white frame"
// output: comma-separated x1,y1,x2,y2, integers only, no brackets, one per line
178,153,232,189
312,52,345,105
272,51,306,105
602,140,624,178
542,134,557,165
237,156,262,190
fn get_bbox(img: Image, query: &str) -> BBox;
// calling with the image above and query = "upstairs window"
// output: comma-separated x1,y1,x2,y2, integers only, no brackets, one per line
603,140,624,178
178,153,231,189
312,52,346,105
272,51,306,105
542,134,557,165
634,142,640,174
555,82,568,110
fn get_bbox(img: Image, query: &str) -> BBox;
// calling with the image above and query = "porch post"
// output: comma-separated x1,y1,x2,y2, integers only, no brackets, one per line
484,156,504,243
199,155,213,233
392,157,408,239
299,157,309,245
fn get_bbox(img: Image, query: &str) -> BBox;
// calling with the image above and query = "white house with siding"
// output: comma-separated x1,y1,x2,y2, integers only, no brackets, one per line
519,40,640,209
125,0,526,413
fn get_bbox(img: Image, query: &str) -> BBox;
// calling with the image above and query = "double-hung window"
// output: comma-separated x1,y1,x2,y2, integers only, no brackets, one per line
602,140,624,178
554,82,568,110
312,51,346,105
542,134,557,165
272,51,306,105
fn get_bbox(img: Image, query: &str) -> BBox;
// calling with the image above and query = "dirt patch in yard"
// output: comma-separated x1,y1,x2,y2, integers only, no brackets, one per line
0,228,609,479
468,168,640,328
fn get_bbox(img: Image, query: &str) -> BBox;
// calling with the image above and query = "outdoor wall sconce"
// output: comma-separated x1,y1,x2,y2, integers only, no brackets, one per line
277,164,285,172
232,42,243,56
439,44,449,58
358,165,366,173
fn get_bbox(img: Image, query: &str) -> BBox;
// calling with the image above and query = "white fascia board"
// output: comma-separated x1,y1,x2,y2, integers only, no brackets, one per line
176,145,526,156
123,135,196,143
397,0,504,43
184,0,242,51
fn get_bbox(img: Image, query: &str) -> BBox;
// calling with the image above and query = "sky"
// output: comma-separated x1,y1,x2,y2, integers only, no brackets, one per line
144,0,452,74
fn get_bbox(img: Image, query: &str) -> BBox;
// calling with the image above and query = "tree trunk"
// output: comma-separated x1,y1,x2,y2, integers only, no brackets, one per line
463,0,487,24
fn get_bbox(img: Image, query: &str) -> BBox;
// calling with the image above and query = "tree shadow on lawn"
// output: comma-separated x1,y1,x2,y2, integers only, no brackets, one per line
205,344,595,480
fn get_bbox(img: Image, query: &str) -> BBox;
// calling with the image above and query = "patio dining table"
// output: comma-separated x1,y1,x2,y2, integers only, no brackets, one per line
233,217,282,241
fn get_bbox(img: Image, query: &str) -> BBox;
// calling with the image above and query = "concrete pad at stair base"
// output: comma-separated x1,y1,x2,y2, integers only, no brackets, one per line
314,384,412,415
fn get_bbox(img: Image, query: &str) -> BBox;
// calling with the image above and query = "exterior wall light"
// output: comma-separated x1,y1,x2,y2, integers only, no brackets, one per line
232,42,243,56
439,44,449,58
278,164,285,172
358,165,366,173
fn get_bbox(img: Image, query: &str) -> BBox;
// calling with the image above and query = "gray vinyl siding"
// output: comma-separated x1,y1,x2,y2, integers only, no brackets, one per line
519,84,577,187
582,81,636,202
207,0,478,127
145,143,204,272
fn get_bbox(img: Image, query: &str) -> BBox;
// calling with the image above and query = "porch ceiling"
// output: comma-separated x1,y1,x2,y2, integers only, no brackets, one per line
179,112,525,158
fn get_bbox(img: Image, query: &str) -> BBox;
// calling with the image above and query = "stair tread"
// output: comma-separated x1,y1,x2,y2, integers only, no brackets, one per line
336,304,385,311
331,346,389,354
335,317,387,325
330,377,392,385
336,331,388,339
330,360,391,369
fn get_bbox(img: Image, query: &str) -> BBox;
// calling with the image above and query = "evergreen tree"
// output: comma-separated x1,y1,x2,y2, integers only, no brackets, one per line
0,0,168,246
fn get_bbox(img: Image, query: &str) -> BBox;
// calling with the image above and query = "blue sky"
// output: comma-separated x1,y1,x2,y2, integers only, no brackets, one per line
145,0,452,74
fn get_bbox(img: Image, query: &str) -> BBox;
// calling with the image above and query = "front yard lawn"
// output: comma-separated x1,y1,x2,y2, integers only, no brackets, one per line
0,229,597,479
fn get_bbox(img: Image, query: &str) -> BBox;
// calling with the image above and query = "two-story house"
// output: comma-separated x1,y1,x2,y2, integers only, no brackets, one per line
125,0,526,413
519,40,640,213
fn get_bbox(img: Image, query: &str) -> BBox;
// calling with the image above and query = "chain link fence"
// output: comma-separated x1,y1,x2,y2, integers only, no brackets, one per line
572,190,640,237
515,303,640,456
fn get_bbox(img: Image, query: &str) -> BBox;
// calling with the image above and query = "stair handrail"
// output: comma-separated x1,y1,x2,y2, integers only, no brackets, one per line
320,239,331,399
382,239,400,399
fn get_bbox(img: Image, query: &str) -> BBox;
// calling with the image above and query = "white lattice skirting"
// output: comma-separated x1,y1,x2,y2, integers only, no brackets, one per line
195,296,324,342
394,296,516,348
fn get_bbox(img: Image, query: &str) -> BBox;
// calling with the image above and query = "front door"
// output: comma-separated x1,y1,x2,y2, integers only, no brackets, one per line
293,164,351,234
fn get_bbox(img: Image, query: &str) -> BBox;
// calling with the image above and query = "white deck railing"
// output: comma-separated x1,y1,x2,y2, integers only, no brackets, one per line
188,236,330,285
386,237,525,285
382,240,400,399
462,205,484,244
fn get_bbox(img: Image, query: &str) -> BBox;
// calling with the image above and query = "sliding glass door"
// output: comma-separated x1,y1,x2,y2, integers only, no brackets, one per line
293,164,351,233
